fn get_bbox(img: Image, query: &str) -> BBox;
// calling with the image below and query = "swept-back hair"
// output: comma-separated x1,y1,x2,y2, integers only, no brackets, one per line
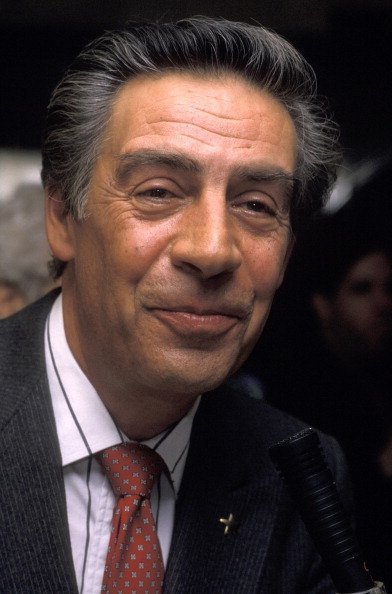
41,16,340,276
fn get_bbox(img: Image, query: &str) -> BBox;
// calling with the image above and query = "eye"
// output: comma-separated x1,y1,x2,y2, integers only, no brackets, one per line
230,188,291,233
136,185,176,200
237,199,277,216
131,177,184,203
231,192,279,219
129,178,186,218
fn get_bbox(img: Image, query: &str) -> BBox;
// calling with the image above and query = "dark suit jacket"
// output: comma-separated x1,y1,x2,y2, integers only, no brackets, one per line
0,291,348,593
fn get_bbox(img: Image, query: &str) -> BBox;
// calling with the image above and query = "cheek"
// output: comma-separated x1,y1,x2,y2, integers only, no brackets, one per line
97,218,171,281
337,297,370,332
248,242,290,299
242,244,289,338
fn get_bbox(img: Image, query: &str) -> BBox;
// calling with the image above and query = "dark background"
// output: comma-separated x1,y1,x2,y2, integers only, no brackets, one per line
1,0,391,161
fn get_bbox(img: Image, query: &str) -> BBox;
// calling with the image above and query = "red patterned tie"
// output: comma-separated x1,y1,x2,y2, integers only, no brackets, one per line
97,443,166,594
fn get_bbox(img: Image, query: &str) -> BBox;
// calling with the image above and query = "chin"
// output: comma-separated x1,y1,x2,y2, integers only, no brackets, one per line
137,339,249,397
151,358,234,398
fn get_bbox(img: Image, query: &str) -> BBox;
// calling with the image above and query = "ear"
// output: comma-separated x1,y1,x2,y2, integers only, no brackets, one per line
311,293,332,324
45,189,76,262
277,233,295,287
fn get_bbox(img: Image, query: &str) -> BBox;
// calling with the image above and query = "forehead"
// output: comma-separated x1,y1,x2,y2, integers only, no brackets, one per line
101,72,297,173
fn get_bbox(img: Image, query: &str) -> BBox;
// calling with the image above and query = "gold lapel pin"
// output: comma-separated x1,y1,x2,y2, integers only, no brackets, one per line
219,513,238,535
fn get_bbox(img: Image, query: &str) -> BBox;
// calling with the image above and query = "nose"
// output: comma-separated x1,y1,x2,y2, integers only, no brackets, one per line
170,197,242,280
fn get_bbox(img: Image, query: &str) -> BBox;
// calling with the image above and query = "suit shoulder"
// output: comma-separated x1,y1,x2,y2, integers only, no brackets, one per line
0,289,59,350
0,290,59,425
219,379,314,444
206,379,345,470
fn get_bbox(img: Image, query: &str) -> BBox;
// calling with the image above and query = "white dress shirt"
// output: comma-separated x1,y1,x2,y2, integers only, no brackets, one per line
45,294,200,594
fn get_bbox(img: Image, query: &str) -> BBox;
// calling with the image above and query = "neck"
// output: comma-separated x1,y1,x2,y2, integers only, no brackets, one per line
97,386,199,441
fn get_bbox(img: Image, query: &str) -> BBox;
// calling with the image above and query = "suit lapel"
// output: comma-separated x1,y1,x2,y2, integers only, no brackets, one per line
164,387,284,593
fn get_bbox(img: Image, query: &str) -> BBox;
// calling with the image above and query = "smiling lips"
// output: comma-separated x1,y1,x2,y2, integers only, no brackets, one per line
149,304,250,337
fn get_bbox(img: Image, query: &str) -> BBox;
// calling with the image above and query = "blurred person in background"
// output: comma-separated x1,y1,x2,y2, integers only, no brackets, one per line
0,278,27,319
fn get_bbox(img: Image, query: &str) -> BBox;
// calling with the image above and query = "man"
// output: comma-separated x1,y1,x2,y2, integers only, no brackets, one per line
1,17,345,593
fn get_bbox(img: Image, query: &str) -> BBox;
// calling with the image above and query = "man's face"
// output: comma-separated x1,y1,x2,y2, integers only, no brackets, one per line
48,73,296,401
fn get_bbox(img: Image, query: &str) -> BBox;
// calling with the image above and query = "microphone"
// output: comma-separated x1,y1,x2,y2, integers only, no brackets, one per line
269,428,386,593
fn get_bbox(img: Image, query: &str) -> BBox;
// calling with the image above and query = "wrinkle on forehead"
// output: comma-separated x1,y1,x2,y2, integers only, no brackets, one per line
146,95,290,141
148,117,263,143
124,117,263,146
113,73,290,128
103,73,297,172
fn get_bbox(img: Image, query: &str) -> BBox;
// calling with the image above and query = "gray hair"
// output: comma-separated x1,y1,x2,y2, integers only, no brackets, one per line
41,16,340,277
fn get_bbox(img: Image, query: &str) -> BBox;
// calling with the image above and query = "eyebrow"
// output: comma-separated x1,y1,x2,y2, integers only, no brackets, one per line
113,149,296,203
114,150,201,186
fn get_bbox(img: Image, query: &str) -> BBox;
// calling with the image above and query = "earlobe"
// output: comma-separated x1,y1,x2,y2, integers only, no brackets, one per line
45,189,76,262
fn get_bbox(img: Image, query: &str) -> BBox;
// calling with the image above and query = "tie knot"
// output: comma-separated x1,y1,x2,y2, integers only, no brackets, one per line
97,443,165,498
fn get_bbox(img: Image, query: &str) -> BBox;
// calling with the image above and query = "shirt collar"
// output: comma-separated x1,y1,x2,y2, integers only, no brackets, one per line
45,294,199,494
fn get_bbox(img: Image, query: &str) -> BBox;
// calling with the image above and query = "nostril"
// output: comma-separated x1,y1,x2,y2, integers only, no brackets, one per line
170,230,242,280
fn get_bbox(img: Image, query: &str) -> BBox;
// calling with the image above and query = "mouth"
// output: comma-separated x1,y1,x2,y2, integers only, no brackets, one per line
147,304,249,337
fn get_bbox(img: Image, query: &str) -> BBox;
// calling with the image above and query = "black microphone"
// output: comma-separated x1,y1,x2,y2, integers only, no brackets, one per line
269,428,380,593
